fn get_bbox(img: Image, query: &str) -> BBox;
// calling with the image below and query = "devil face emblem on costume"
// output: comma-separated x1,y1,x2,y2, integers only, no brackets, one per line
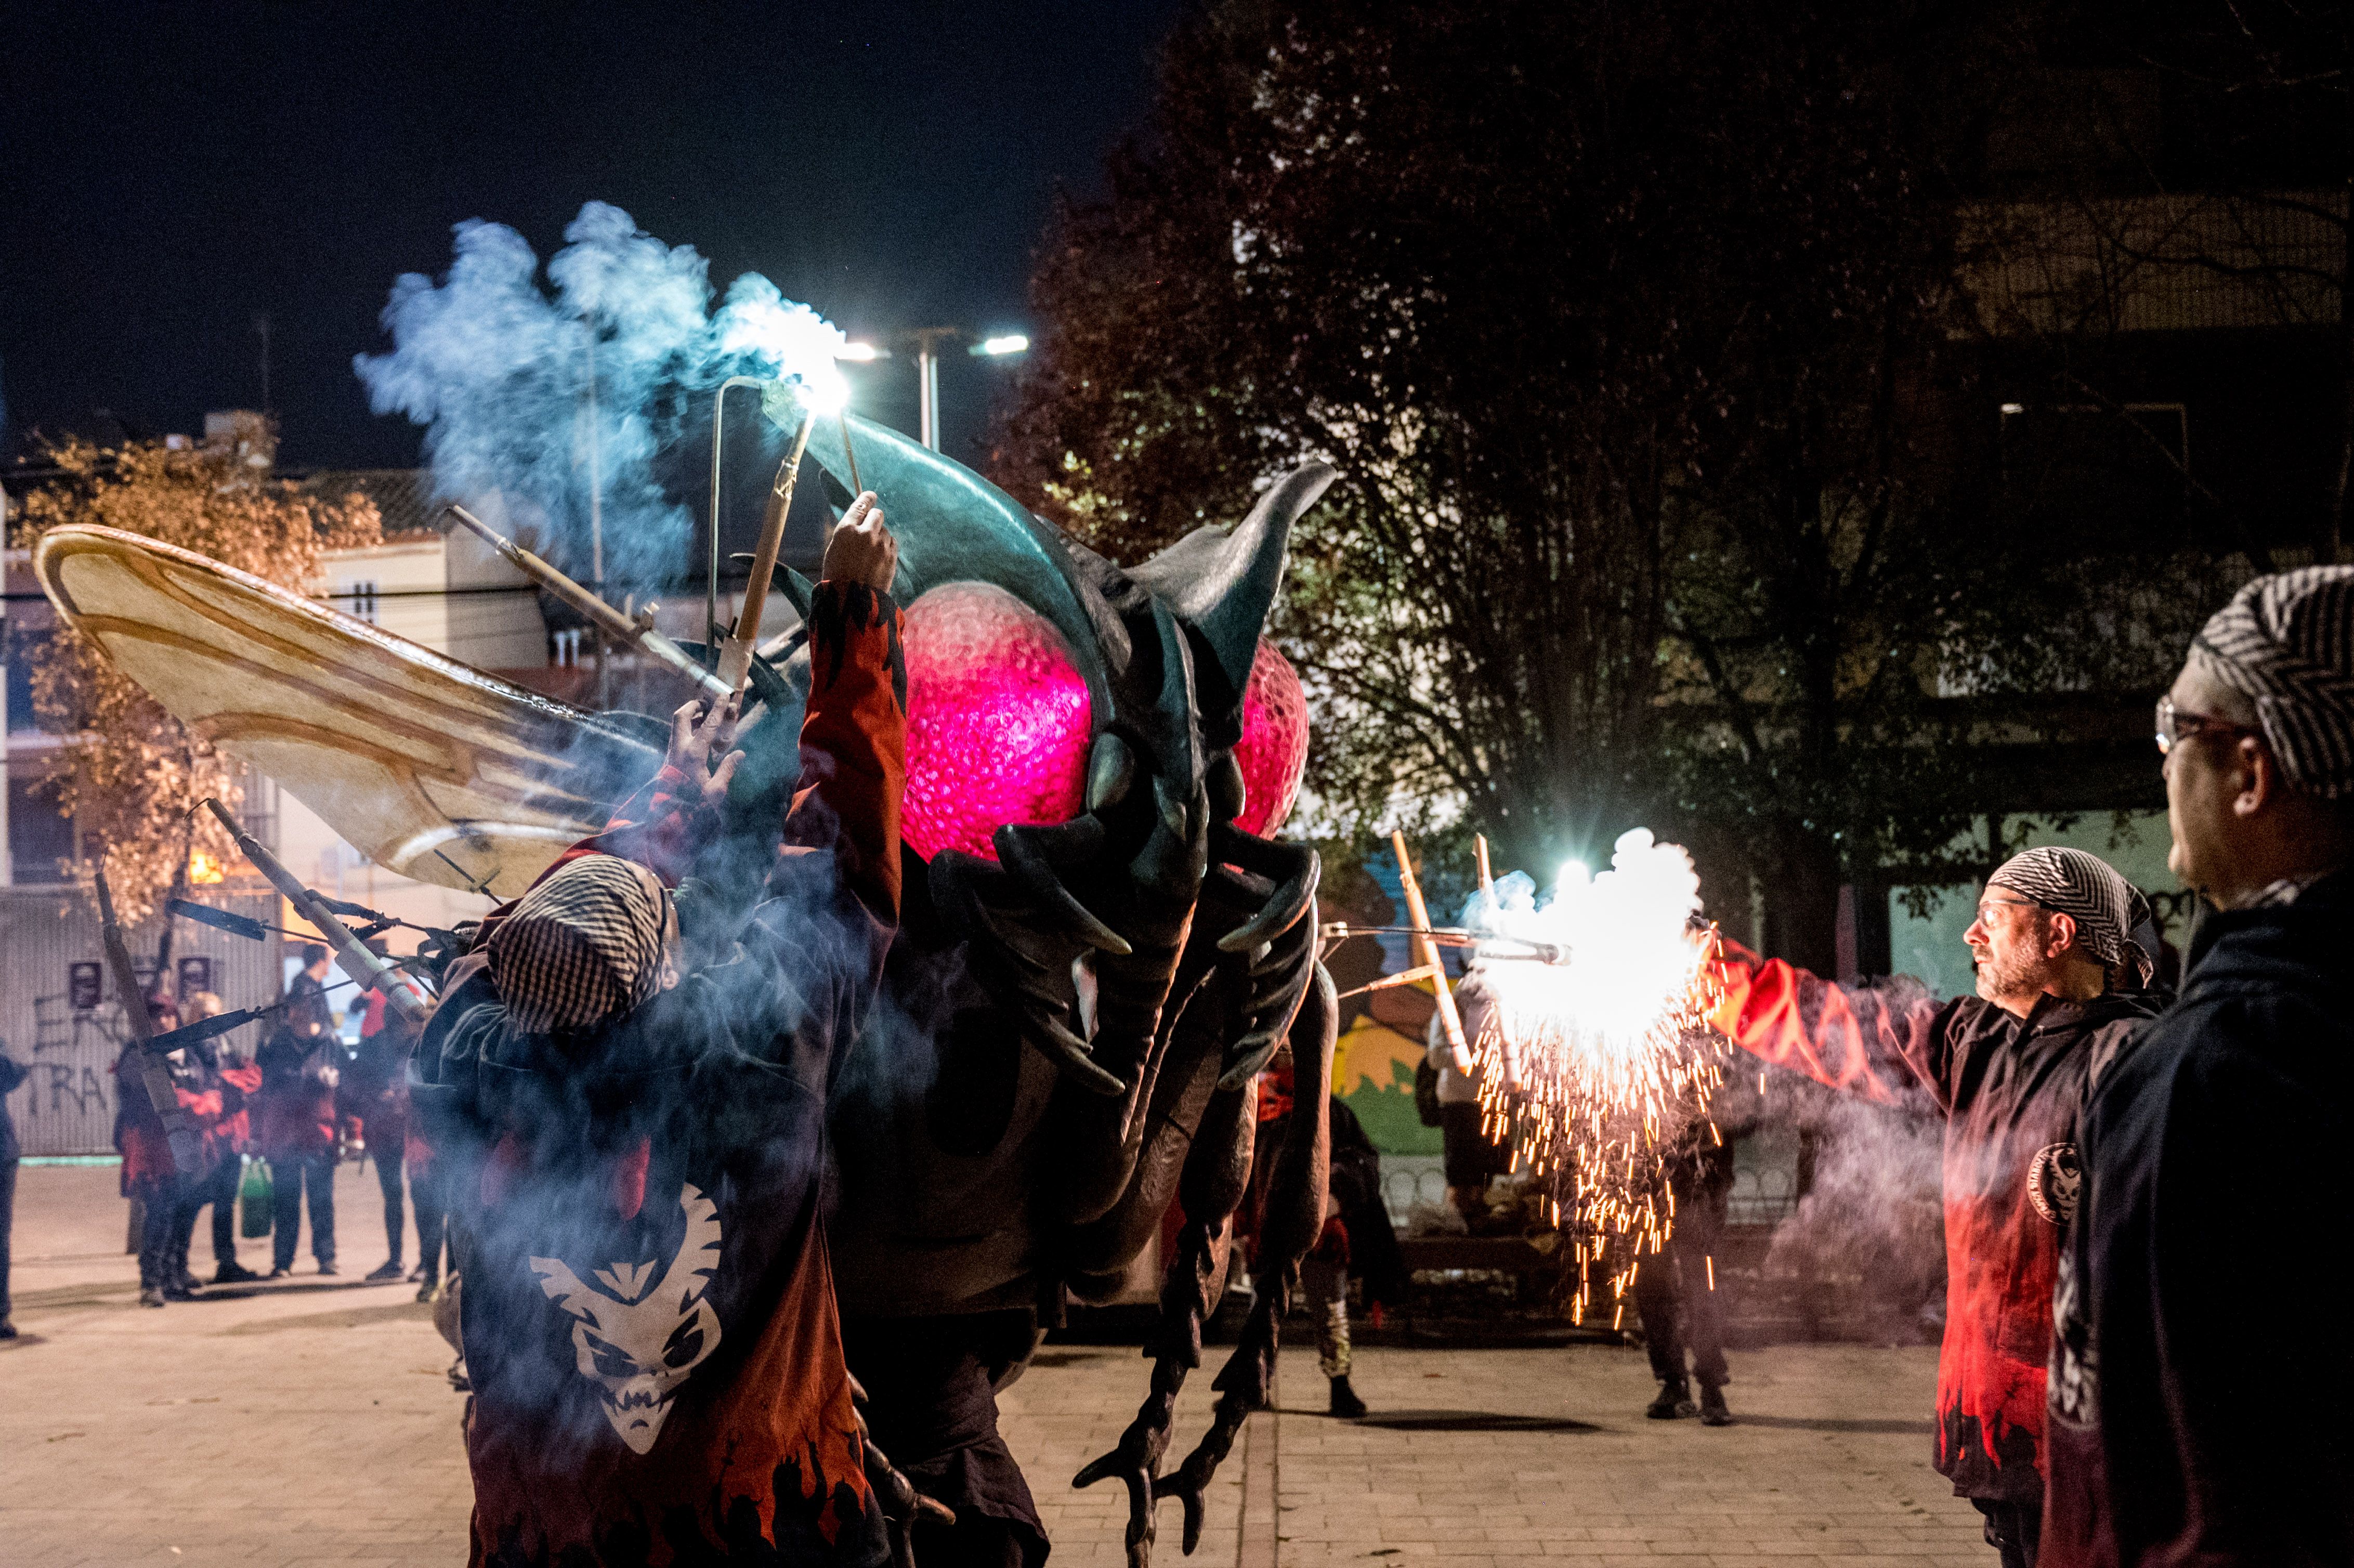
529,1183,724,1454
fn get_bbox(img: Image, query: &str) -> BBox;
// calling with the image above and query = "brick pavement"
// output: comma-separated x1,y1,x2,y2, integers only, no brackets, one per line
2,1164,1990,1567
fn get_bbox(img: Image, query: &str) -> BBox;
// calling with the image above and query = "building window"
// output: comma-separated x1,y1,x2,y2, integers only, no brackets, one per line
8,776,74,885
6,626,51,734
2000,402,2190,551
342,580,381,623
551,627,584,668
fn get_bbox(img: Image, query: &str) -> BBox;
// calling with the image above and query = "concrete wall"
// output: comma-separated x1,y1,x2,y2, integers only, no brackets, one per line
0,886,282,1156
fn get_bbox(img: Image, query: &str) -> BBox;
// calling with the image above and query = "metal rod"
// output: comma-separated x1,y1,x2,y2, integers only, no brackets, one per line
443,504,730,703
1318,922,1565,963
709,376,769,646
718,414,813,692
201,798,435,1026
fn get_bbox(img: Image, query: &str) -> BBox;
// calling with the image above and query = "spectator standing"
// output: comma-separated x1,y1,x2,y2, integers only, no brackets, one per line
114,994,224,1306
1242,1056,1407,1418
173,994,261,1285
256,989,340,1277
1631,1118,1738,1426
2045,568,2354,1566
343,952,419,1284
1428,968,1516,1227
1,1039,24,1338
405,1113,450,1302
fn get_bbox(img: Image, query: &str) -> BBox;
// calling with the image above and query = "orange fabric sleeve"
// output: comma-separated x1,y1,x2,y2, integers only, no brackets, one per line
1706,939,1945,1107
780,581,907,924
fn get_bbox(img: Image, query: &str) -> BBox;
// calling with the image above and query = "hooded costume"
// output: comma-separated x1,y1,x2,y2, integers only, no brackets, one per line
1708,847,2159,1514
413,579,906,1568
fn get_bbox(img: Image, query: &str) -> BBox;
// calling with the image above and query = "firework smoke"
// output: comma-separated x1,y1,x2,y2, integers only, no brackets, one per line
1458,828,1726,1324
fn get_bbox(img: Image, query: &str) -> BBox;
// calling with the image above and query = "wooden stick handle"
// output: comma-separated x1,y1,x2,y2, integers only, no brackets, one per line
1391,830,1470,1071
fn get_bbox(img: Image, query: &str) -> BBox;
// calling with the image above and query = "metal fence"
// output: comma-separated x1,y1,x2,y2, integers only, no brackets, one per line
1,886,283,1156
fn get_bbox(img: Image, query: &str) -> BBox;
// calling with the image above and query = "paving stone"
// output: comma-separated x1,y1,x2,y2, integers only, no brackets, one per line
2,1164,1989,1565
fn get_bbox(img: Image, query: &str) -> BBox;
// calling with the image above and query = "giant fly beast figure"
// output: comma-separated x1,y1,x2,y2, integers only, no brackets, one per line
34,409,1339,1568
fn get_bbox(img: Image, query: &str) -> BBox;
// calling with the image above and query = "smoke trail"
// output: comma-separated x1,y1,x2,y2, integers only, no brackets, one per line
355,201,846,590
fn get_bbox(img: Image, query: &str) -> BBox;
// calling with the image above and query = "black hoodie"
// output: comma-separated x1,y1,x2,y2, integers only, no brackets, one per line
2044,873,2354,1567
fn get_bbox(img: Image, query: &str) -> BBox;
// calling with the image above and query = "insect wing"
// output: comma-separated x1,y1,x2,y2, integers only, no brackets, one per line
34,525,655,900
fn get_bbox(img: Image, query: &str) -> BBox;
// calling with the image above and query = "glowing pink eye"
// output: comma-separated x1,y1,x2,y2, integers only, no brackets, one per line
1234,639,1309,837
900,583,1091,863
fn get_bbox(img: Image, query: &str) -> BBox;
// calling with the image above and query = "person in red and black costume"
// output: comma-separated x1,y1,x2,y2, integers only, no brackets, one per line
113,992,224,1306
1707,847,2160,1568
413,495,908,1568
255,985,343,1278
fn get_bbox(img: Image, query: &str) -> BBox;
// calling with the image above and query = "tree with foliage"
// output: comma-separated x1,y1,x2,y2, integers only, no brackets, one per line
10,432,380,923
996,0,2042,967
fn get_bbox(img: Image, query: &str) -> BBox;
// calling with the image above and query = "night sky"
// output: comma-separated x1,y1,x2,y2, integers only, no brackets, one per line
0,0,1184,472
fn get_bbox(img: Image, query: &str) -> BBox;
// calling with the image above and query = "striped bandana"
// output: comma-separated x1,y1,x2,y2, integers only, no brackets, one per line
2188,566,2354,800
486,855,671,1035
1987,846,2154,988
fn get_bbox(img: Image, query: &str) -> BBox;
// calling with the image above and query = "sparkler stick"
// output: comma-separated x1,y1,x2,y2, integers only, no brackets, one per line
443,504,731,703
200,798,434,1027
717,413,814,693
1319,922,1565,963
1390,830,1471,1072
839,409,863,496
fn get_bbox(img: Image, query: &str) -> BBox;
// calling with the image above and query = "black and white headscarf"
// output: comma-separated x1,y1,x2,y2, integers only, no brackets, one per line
1987,846,2155,988
2188,566,2354,800
486,855,670,1035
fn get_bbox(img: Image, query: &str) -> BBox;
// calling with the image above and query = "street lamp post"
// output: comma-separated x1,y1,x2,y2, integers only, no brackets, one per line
906,328,958,451
841,330,1029,453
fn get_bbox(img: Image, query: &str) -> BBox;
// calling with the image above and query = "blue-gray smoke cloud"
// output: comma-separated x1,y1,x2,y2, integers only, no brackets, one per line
355,201,843,591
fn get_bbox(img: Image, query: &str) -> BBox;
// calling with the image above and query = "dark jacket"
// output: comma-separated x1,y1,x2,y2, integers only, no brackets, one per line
1711,946,2157,1502
2044,874,2354,1568
254,1026,341,1158
1326,1097,1409,1308
1,1048,25,1163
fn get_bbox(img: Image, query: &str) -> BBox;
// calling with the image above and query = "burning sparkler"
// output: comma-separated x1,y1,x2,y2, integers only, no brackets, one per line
1469,829,1727,1325
1350,829,1728,1327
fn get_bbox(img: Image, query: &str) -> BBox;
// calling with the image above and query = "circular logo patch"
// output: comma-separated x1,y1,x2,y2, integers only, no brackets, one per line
2027,1142,2082,1225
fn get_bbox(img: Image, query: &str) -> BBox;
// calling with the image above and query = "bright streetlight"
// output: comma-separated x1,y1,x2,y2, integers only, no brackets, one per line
828,329,1030,451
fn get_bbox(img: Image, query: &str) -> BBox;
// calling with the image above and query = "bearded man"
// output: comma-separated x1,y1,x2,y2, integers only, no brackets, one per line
2044,568,2354,1567
1709,846,2160,1568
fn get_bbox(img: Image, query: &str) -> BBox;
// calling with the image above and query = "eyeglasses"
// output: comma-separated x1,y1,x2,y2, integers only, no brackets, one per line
1972,895,2044,924
2155,695,2256,757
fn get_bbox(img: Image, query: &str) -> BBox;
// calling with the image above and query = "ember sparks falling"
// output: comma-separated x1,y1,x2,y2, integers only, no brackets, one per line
1460,829,1728,1326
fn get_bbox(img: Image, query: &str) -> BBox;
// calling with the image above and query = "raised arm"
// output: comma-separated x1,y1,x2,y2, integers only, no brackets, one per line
550,697,741,888
771,493,906,925
1707,940,1957,1110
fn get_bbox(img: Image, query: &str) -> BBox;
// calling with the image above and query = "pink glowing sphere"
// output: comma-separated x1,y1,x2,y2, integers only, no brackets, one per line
902,582,1092,863
898,584,1313,861
1235,639,1308,837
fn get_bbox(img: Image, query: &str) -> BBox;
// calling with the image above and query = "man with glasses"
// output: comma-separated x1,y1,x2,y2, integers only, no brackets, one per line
2044,568,2354,1567
1708,846,2160,1567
